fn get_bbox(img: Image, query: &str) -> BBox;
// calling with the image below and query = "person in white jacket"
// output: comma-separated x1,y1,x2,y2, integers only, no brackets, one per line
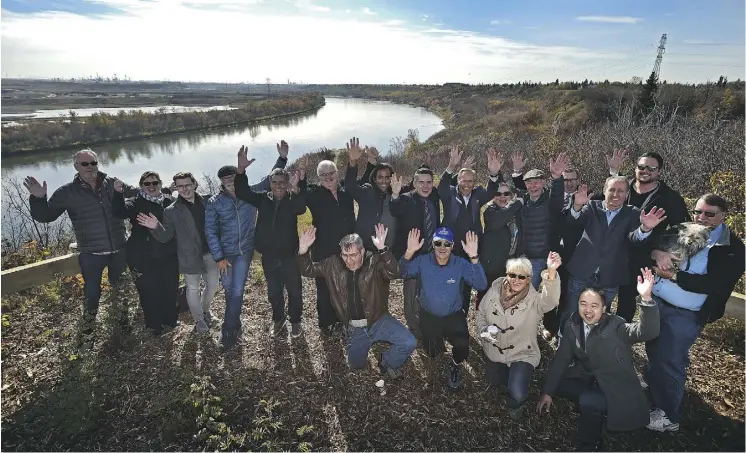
476,251,562,419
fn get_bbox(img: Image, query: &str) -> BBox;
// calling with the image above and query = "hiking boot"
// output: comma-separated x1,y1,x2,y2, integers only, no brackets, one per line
291,322,303,338
195,319,209,333
271,319,289,337
220,332,239,352
647,410,679,432
446,361,462,391
509,404,524,420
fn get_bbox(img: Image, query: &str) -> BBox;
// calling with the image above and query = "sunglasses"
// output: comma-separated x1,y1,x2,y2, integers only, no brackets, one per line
79,161,98,167
691,209,721,218
636,164,659,172
433,240,453,248
507,273,529,280
496,191,512,196
142,181,161,187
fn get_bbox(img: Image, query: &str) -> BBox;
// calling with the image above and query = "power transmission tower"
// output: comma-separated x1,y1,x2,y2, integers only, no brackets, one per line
652,33,667,79
266,77,271,96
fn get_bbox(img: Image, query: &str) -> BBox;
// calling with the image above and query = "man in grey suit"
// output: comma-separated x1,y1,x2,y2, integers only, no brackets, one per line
558,176,667,330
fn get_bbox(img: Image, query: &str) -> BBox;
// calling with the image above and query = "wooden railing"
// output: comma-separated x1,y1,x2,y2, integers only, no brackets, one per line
1,244,744,322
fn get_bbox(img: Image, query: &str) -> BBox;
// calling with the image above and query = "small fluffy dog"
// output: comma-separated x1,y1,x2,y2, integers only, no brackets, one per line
656,222,711,270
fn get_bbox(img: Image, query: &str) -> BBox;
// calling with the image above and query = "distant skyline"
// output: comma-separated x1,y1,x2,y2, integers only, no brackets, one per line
1,0,744,84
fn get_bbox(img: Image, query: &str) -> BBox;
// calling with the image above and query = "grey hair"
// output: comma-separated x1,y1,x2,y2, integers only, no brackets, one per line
317,160,338,176
603,176,630,192
457,168,476,178
73,148,98,164
505,257,533,278
339,233,363,252
270,168,290,181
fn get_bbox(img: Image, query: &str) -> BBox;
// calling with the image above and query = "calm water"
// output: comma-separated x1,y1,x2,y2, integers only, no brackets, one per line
1,105,236,120
1,97,444,193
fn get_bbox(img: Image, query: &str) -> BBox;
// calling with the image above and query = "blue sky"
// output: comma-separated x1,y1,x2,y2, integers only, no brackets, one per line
1,0,743,83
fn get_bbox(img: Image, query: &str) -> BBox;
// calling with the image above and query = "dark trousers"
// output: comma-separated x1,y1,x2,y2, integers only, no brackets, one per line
555,377,608,449
262,255,303,323
475,271,502,309
419,308,469,363
616,283,638,323
78,250,128,313
131,256,179,331
485,360,534,409
315,277,340,329
544,266,570,336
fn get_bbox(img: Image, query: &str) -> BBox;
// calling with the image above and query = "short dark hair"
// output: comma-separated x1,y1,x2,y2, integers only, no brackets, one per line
173,172,196,185
414,166,434,179
698,193,729,212
370,163,394,183
579,287,607,310
139,171,161,185
638,151,664,170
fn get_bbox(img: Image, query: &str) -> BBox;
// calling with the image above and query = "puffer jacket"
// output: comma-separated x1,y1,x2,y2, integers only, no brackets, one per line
512,175,565,259
297,249,400,325
29,172,137,254
204,157,286,261
476,271,560,367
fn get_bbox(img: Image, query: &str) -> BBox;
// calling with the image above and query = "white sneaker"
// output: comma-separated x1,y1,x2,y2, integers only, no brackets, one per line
647,410,679,432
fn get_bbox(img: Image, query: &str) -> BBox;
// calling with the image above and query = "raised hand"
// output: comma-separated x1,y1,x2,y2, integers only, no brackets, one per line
136,213,159,230
461,231,479,258
447,145,463,171
390,173,403,196
346,137,363,163
23,176,47,198
462,155,475,170
298,227,317,255
289,170,300,190
277,140,289,158
237,145,256,172
371,223,389,250
487,147,503,176
367,146,379,165
549,152,570,179
546,251,562,271
640,206,667,232
536,394,553,414
511,152,527,173
607,148,628,173
169,181,177,193
113,178,124,193
406,228,424,255
636,267,655,299
573,184,589,207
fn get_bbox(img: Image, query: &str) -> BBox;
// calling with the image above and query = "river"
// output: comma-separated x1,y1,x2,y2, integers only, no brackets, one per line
1,97,443,194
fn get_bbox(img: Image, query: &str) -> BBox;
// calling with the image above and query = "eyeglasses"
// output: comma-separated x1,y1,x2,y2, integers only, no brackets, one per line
691,209,721,218
319,171,337,179
433,240,453,248
78,161,98,167
176,183,194,190
341,250,362,260
636,164,659,172
142,181,161,187
496,191,512,196
507,273,529,280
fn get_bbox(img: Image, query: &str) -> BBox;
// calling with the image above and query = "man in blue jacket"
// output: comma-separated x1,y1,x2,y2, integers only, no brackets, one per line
400,226,488,390
205,144,288,350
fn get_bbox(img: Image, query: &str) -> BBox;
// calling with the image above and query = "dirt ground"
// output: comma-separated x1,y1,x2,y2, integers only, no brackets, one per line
1,273,744,452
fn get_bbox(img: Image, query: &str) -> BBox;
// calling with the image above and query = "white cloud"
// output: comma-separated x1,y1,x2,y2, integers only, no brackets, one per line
576,16,641,24
293,0,330,13
420,14,428,21
362,7,376,15
1,3,740,83
489,19,510,25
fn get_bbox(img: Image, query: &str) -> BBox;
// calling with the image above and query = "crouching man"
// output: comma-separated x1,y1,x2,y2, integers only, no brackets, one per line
297,224,416,378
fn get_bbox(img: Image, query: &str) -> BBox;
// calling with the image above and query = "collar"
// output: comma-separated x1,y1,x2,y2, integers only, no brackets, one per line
710,223,728,246
601,202,623,213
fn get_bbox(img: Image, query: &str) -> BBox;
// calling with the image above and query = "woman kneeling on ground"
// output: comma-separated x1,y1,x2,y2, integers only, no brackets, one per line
476,251,562,420
536,268,660,452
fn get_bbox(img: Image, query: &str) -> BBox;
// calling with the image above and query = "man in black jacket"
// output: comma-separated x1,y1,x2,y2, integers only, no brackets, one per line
608,150,690,322
645,193,745,432
25,149,138,341
234,147,307,338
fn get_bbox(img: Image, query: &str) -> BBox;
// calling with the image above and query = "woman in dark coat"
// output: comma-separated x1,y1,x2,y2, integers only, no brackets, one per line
113,171,178,334
536,268,660,452
475,182,523,308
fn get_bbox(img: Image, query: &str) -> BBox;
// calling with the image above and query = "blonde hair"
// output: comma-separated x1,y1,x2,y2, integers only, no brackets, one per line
505,257,533,277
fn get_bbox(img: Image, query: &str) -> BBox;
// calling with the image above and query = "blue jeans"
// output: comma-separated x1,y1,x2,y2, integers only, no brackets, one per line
559,274,618,335
346,314,416,371
220,252,253,338
529,258,546,290
78,251,127,313
645,299,703,423
485,360,534,409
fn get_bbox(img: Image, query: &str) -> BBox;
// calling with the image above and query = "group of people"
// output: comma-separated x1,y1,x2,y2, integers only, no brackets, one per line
24,138,744,451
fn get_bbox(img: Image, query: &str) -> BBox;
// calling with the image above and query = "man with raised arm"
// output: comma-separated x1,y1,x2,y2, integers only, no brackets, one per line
297,224,416,378
438,146,503,314
25,148,138,344
400,227,488,391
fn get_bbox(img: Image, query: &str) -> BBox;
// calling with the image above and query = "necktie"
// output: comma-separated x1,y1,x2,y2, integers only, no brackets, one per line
422,197,434,249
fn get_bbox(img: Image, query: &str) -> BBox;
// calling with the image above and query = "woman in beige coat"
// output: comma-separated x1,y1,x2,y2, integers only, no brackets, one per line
476,251,561,419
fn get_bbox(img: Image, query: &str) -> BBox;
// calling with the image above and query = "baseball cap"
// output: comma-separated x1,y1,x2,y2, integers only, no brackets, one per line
523,169,545,181
432,227,454,243
218,165,238,179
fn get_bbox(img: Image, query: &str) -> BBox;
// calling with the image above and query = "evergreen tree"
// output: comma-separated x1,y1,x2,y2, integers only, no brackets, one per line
638,71,658,113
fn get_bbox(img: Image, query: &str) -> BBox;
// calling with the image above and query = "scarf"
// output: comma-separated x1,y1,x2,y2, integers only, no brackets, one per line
500,278,530,311
138,189,167,206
